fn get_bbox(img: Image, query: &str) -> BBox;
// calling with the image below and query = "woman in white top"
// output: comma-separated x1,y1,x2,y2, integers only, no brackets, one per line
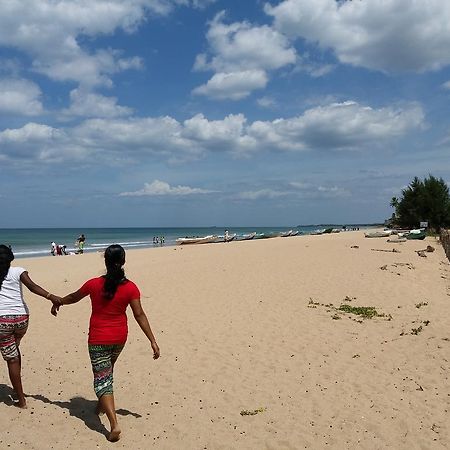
0,245,60,408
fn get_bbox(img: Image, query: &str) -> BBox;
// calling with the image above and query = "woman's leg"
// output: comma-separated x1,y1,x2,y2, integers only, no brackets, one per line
98,394,120,441
0,316,28,408
89,344,124,441
7,352,26,408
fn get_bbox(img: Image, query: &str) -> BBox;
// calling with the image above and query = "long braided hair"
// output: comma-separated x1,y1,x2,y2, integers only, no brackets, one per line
0,245,14,290
102,244,128,300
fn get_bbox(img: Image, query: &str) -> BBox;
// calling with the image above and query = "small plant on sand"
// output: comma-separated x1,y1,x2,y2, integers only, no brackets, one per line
240,407,266,416
411,326,423,335
415,302,428,308
338,305,381,319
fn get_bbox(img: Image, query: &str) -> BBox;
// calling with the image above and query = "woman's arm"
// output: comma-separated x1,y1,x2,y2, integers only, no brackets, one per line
51,289,87,316
130,299,160,359
20,271,61,305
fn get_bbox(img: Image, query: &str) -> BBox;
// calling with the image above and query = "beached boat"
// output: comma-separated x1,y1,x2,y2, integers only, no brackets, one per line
364,230,391,238
214,233,237,243
310,229,325,235
406,229,426,240
290,230,300,236
254,233,276,239
238,232,257,241
280,230,293,237
176,235,218,245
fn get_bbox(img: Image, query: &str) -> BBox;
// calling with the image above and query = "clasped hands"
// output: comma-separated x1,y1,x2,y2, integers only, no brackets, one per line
49,297,63,317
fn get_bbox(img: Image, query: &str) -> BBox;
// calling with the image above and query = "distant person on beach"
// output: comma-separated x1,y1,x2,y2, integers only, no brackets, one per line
224,229,229,242
76,234,86,254
51,244,160,442
51,241,57,256
0,245,61,408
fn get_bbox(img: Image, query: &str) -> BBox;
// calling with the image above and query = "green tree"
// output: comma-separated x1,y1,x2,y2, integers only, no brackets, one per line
392,175,450,231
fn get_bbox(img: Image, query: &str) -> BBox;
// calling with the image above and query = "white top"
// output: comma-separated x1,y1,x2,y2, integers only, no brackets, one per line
0,266,29,316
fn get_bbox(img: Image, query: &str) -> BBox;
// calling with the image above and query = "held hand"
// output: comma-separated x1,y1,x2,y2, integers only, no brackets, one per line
51,303,60,317
151,342,160,360
51,295,62,306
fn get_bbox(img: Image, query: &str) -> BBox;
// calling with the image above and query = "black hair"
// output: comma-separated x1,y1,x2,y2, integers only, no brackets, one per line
102,244,127,300
0,245,14,290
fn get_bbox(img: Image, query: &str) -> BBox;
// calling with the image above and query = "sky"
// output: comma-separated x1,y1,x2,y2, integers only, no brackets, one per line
1,0,450,227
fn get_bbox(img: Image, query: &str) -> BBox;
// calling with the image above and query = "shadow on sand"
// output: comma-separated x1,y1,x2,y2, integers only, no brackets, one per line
0,383,16,406
27,393,142,438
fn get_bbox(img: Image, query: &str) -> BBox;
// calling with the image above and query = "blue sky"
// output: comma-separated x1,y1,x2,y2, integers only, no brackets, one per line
1,0,450,227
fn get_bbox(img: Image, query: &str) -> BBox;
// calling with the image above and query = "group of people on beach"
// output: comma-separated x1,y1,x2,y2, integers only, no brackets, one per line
50,234,86,256
0,243,160,442
152,236,165,245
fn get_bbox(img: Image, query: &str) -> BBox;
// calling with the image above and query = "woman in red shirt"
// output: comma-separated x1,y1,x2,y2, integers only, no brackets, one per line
53,244,160,442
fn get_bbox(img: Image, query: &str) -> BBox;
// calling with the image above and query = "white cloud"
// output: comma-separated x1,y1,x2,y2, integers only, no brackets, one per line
442,81,450,90
0,101,425,164
62,88,133,118
246,101,424,153
193,11,296,99
193,70,268,100
0,1,176,88
237,182,350,201
237,189,290,200
266,0,450,73
120,179,215,196
257,96,277,108
0,79,44,116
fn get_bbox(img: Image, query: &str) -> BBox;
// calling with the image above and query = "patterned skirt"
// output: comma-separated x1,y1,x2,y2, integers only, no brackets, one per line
88,343,125,398
0,315,29,361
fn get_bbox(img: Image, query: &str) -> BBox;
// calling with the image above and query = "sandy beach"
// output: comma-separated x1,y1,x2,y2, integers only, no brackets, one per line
1,231,449,449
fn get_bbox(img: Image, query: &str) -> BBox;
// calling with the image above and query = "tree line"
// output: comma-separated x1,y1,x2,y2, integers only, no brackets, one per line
390,175,450,231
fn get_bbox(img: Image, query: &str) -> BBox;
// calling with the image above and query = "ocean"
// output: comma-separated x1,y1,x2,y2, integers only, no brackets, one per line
0,225,369,259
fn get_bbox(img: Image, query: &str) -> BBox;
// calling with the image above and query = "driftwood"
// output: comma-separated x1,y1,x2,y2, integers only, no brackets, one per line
371,248,401,253
416,245,435,258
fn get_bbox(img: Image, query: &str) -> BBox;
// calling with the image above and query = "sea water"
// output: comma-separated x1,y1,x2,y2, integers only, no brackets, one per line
0,225,369,258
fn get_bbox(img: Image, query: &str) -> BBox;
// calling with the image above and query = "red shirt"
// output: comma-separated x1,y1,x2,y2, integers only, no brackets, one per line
80,277,140,345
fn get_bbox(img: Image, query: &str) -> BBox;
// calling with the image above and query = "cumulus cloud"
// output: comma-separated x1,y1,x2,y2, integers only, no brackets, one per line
0,1,180,88
266,0,450,73
246,101,424,153
0,79,44,116
62,88,133,118
0,122,70,161
120,179,215,196
193,11,296,99
193,70,268,100
0,101,425,164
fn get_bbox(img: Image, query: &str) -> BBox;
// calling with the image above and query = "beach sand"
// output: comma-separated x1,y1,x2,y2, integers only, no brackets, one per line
1,231,450,449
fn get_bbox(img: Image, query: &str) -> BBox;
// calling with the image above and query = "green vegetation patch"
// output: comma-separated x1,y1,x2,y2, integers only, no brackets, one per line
338,304,382,319
240,407,266,416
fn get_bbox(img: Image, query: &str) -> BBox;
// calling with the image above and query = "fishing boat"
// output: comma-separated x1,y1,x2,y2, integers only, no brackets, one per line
310,229,325,235
406,229,426,240
280,230,293,237
238,232,257,241
254,233,276,239
214,233,237,243
364,230,392,238
176,235,218,245
290,230,300,236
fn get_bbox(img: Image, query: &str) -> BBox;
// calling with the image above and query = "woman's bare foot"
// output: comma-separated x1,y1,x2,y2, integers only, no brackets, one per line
107,426,121,442
13,400,27,409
